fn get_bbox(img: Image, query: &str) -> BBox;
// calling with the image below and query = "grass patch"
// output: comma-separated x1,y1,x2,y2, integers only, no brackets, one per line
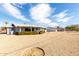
15,31,45,35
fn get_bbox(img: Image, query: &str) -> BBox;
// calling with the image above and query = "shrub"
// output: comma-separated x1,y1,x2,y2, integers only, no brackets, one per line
15,31,45,35
39,31,45,34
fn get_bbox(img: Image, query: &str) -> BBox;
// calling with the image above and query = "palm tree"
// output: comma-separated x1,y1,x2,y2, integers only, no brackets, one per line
4,21,9,34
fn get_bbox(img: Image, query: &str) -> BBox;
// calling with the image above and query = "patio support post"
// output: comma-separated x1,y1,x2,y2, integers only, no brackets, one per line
30,27,32,32
34,28,36,32
19,28,22,32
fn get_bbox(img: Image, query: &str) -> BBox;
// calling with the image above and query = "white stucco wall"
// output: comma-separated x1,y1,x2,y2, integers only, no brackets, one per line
6,28,11,34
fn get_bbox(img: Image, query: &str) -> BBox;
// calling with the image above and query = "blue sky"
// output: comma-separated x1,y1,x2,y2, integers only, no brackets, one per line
0,3,79,27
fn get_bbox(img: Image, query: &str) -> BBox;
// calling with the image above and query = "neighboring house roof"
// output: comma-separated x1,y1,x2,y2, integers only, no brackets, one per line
47,27,64,30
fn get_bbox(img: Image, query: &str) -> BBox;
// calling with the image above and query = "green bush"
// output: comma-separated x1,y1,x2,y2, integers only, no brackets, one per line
65,25,79,31
15,31,45,35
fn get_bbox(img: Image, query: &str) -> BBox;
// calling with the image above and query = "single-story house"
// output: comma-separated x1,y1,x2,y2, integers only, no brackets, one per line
47,27,57,32
1,24,46,35
47,27,64,32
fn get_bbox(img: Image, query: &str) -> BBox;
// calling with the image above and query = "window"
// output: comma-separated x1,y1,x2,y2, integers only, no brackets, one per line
32,28,34,31
25,27,31,31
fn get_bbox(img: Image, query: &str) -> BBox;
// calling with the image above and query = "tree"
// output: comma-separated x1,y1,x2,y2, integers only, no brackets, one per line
65,25,79,31
5,21,8,25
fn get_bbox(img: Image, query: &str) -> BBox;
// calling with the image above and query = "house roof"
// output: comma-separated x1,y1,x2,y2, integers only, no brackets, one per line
1,24,46,28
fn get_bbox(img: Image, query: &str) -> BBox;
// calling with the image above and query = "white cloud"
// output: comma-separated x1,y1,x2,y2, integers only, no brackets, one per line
52,10,73,22
57,16,73,22
2,3,30,21
30,4,53,24
30,4,58,27
53,10,68,19
12,3,26,9
48,22,58,27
